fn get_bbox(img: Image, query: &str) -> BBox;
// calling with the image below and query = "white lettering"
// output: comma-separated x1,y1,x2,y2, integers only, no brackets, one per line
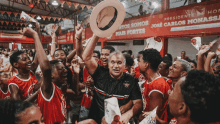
127,28,145,35
164,20,186,27
151,22,163,28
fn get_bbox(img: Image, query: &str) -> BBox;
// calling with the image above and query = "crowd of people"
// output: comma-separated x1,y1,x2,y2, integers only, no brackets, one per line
0,22,220,124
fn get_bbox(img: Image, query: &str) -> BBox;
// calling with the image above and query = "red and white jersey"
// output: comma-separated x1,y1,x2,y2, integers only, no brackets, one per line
133,67,146,82
142,75,171,120
81,67,93,109
0,88,10,99
169,118,177,124
7,71,37,100
37,84,67,124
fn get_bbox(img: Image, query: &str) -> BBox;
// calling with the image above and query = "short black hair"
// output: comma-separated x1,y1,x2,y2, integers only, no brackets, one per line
162,59,172,70
93,50,100,59
128,50,132,55
10,51,24,68
188,60,197,68
181,70,220,123
0,99,34,124
53,49,67,57
165,53,173,62
50,60,61,72
102,45,115,53
124,54,134,66
141,49,162,72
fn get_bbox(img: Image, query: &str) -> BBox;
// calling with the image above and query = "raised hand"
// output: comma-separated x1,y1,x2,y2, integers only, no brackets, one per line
75,24,84,40
19,27,38,38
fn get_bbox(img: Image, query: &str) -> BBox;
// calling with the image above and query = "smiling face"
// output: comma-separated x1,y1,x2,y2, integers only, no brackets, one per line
108,54,125,79
15,53,32,71
51,62,68,86
168,61,183,80
101,49,111,68
17,106,45,124
158,61,168,77
53,50,67,65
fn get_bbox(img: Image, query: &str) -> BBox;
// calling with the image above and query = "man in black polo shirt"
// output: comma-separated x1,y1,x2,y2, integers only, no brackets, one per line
79,33,142,124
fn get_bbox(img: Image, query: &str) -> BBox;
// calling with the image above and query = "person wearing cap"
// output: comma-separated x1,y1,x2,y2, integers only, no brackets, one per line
75,25,142,124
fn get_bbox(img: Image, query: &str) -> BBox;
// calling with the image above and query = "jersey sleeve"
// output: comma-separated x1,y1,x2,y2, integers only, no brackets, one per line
148,79,167,98
7,77,19,93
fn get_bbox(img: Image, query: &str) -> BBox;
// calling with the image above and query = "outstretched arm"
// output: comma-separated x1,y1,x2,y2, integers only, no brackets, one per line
31,22,41,73
20,27,52,99
50,32,57,60
66,49,76,64
81,36,99,75
75,24,84,59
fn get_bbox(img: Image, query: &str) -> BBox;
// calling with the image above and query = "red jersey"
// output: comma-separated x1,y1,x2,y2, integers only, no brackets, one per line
7,71,37,100
169,118,177,124
81,67,93,109
0,88,10,99
98,60,103,66
37,84,67,124
133,67,146,82
142,75,171,120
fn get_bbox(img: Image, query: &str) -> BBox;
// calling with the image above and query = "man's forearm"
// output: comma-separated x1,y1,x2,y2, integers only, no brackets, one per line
76,38,84,59
67,49,76,63
33,33,50,72
123,100,142,119
82,35,99,61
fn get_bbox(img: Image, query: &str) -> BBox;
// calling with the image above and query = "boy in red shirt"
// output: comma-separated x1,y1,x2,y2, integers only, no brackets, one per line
0,72,10,99
8,51,38,100
138,49,171,122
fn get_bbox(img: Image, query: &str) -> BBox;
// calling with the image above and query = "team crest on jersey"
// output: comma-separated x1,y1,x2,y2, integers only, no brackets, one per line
123,82,130,88
27,84,35,97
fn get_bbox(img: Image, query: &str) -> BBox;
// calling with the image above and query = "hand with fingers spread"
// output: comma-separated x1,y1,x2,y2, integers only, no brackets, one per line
19,27,38,38
75,24,84,40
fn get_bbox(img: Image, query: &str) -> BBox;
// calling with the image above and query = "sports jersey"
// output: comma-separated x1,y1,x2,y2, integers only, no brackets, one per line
142,75,171,121
7,71,37,100
0,88,10,99
81,67,93,109
37,83,67,124
169,118,177,124
133,67,145,82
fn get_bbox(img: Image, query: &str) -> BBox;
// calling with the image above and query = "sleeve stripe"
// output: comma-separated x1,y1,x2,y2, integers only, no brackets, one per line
8,83,19,94
39,83,55,102
148,90,164,98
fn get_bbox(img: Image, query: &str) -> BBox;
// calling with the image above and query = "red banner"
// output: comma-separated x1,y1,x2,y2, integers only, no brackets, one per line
99,1,220,41
57,31,75,44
